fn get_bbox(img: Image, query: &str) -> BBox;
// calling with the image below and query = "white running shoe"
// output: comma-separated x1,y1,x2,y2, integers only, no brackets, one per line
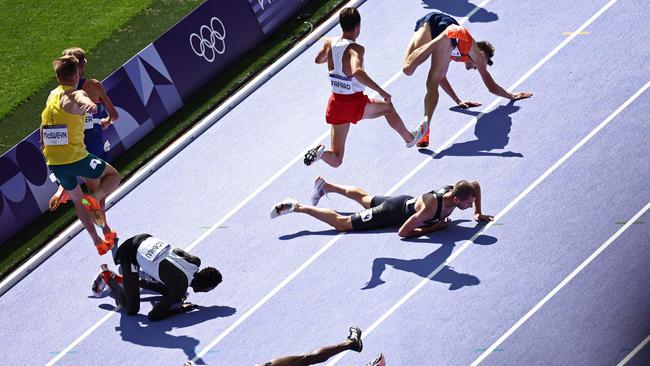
310,176,326,206
365,353,385,366
270,198,298,218
406,119,429,148
304,144,325,166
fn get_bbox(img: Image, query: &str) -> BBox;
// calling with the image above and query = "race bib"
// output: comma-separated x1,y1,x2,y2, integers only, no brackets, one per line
42,125,69,146
84,113,94,129
360,208,373,222
137,237,170,263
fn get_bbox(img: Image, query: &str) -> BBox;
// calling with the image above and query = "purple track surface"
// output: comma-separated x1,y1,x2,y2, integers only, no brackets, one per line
1,1,648,365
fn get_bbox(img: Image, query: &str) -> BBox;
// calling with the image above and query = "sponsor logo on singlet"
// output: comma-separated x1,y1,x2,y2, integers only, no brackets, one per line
450,46,462,60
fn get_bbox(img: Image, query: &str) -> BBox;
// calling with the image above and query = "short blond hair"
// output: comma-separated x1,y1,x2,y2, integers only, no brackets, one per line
62,47,86,65
53,55,79,81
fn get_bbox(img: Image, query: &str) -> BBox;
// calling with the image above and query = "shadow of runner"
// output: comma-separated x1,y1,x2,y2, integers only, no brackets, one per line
426,102,523,159
101,303,236,364
362,220,497,290
420,0,499,23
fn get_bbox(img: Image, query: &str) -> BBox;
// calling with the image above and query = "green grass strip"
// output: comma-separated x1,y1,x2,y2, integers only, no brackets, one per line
0,0,204,152
0,0,348,281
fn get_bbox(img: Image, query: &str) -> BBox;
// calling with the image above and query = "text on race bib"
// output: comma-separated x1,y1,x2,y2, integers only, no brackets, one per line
42,125,69,146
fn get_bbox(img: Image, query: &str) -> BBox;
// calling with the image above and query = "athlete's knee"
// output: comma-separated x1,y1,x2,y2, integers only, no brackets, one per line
328,155,343,167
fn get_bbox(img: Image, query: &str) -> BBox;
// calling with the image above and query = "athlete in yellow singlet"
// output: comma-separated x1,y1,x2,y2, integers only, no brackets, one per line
40,56,121,255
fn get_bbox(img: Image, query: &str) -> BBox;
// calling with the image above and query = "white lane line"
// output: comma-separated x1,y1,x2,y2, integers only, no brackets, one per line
325,77,649,365
42,0,367,363
189,1,495,362
472,202,650,365
45,308,119,366
617,334,650,366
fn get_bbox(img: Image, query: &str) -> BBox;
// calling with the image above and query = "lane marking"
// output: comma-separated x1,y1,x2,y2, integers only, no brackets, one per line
562,31,591,35
472,202,650,365
190,0,494,362
617,334,650,366
327,79,649,365
199,0,633,361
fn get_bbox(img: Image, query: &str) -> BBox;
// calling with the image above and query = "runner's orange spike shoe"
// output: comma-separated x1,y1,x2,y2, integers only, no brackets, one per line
82,195,106,228
48,188,70,211
104,231,118,246
416,131,430,148
95,240,114,256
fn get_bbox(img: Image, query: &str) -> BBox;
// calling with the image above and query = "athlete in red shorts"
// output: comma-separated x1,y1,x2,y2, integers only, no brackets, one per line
303,7,428,167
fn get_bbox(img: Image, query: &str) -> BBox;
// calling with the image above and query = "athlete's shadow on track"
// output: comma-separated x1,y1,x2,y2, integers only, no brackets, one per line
279,226,395,240
421,0,499,23
101,303,236,364
422,102,523,159
362,220,497,290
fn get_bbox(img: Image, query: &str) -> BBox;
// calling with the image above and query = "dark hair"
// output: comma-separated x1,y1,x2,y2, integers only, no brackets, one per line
339,7,360,32
451,180,476,200
192,267,222,292
53,56,79,81
477,41,494,66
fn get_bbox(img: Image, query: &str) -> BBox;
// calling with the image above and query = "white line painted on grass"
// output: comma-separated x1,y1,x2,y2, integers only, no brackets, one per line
472,202,650,365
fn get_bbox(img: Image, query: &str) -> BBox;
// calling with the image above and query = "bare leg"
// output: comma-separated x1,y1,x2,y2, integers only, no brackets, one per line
86,178,112,234
321,124,350,168
360,100,414,143
321,181,374,209
89,163,121,202
66,185,103,245
269,340,355,366
402,23,434,75
293,204,353,232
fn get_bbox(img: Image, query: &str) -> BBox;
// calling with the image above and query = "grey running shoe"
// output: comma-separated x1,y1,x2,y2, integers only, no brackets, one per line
348,326,363,352
310,176,326,206
304,144,325,166
365,353,385,366
270,198,298,218
406,119,429,148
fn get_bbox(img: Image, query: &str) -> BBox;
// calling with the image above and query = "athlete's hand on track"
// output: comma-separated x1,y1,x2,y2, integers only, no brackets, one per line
474,213,494,222
458,100,482,109
511,92,533,100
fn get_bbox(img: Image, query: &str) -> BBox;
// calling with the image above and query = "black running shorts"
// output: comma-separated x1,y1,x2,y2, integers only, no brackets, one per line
350,195,414,231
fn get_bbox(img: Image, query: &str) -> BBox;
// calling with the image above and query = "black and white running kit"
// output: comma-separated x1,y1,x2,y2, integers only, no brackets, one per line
350,186,453,231
113,234,200,321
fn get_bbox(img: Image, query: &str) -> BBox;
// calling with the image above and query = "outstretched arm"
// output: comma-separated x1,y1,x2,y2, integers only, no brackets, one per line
439,77,482,109
349,45,392,102
472,44,532,101
472,181,493,222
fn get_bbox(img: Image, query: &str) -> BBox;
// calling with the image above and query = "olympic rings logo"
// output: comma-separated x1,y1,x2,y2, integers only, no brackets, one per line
189,17,226,63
